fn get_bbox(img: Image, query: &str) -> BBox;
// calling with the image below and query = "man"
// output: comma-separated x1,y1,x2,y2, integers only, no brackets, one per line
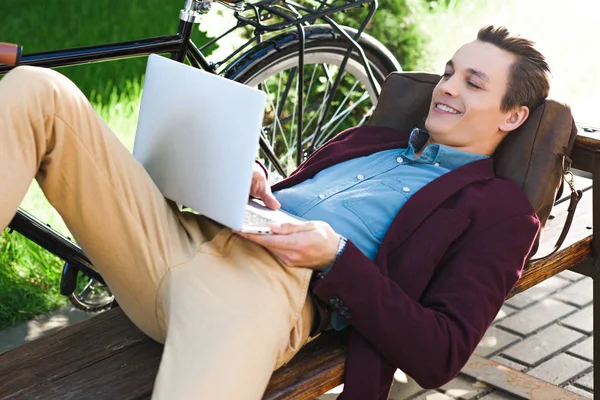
0,25,549,399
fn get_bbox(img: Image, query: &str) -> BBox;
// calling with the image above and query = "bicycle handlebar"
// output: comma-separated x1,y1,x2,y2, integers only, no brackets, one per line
0,42,22,66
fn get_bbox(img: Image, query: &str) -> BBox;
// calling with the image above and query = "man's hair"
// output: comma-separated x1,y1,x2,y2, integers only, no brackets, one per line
477,25,550,112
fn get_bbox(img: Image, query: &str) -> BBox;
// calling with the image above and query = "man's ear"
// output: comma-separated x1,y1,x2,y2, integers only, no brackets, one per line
499,105,529,132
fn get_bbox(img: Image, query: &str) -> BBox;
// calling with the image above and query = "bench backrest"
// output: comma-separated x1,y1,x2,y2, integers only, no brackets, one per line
366,72,577,233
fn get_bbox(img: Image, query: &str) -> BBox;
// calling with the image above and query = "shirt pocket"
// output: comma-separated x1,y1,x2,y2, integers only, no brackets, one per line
342,182,409,241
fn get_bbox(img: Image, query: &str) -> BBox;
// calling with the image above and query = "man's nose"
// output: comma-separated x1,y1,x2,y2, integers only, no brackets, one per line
438,76,459,97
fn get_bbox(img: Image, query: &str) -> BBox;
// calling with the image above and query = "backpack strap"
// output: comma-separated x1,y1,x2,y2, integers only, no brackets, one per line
530,155,583,261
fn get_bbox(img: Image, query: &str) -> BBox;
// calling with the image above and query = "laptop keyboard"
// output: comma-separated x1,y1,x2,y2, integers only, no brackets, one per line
243,209,275,227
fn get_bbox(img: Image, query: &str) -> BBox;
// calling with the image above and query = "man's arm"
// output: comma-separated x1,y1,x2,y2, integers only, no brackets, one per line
311,213,539,388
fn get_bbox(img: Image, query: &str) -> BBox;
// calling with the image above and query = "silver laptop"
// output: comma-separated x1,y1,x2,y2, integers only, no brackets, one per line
133,54,301,234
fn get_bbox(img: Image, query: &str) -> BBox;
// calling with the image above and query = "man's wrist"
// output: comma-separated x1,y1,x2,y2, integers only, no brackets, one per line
334,235,347,263
320,235,347,274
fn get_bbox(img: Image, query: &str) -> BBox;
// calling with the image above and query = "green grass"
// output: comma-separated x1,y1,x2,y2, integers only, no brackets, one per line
0,0,210,104
0,231,65,329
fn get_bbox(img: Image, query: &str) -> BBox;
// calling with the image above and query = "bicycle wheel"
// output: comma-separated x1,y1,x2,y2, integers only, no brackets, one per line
231,26,400,180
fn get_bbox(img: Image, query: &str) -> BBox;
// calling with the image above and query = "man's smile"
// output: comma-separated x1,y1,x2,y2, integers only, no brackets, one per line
433,102,462,115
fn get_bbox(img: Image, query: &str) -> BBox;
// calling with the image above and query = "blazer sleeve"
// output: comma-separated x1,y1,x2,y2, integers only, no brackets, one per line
311,213,540,388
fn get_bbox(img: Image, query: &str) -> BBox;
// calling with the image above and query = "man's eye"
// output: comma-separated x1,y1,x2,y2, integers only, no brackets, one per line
442,72,452,78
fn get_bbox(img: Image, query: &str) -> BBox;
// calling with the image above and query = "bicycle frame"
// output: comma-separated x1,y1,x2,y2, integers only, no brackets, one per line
2,0,380,287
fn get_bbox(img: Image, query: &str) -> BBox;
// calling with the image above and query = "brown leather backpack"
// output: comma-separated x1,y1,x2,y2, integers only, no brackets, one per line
366,71,581,259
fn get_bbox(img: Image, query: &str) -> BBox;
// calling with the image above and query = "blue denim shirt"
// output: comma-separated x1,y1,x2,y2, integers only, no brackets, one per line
273,128,488,329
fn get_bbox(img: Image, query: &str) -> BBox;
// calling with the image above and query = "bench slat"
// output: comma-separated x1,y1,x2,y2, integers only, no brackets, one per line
0,307,148,399
22,340,160,400
575,132,600,154
511,191,593,296
264,332,346,400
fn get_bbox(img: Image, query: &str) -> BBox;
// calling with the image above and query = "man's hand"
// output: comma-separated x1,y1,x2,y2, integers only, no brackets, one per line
237,221,341,270
250,162,280,210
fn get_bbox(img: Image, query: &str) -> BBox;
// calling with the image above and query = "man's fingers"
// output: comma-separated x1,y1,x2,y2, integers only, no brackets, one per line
237,230,294,249
262,190,281,210
270,221,313,235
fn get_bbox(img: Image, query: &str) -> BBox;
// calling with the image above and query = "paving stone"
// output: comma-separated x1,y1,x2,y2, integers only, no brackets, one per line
408,391,453,400
0,305,97,353
388,370,425,400
502,324,584,365
440,375,490,399
497,298,577,335
567,336,593,361
526,353,591,385
504,276,571,309
564,385,593,399
561,305,593,333
478,391,521,400
493,305,518,322
558,270,586,282
489,356,528,372
552,277,593,307
575,372,593,391
474,327,520,357
315,384,343,399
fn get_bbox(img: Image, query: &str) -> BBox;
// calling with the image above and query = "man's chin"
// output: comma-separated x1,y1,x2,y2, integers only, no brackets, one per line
424,119,451,140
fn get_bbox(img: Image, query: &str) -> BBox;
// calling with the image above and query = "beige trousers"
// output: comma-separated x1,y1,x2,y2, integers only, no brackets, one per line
0,66,315,399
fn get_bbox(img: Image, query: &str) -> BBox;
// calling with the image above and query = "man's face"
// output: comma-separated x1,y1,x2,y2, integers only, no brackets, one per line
424,40,517,151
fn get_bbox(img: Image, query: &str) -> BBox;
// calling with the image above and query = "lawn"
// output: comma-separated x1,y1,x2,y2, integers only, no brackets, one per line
1,0,598,329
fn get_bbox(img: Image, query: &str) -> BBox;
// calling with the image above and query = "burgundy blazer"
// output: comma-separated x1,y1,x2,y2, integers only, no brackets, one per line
271,125,540,399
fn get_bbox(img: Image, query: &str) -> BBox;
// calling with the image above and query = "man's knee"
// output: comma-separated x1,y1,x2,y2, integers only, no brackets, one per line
2,65,79,101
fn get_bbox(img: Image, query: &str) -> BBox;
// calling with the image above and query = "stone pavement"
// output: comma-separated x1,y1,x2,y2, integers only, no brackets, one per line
318,270,594,399
0,270,594,399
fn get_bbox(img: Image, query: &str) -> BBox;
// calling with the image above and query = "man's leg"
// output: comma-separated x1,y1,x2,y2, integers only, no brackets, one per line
0,66,317,398
0,66,204,341
153,226,315,399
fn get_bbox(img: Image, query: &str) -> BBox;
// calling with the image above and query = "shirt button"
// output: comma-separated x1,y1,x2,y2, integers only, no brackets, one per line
396,157,403,164
357,174,365,180
402,187,411,193
319,193,326,199
434,162,440,167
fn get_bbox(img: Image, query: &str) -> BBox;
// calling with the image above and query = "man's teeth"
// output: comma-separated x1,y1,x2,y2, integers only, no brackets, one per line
436,104,459,114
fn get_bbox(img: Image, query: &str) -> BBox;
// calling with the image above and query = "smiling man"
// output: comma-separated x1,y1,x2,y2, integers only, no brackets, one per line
0,25,549,400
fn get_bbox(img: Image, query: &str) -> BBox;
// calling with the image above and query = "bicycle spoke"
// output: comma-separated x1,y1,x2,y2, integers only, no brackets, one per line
264,78,291,153
78,280,94,299
275,67,297,133
320,92,372,145
328,76,360,123
309,66,344,148
270,73,284,145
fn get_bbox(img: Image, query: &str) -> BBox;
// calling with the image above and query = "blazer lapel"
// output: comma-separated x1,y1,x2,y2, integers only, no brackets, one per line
385,157,496,249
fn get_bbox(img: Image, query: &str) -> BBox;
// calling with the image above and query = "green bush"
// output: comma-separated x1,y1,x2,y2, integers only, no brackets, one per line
333,0,431,71
0,0,211,102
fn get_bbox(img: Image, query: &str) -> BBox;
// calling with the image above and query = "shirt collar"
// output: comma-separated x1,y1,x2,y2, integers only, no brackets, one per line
405,128,489,170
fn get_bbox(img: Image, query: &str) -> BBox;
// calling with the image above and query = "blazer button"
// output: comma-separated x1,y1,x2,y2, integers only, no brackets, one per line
329,296,342,307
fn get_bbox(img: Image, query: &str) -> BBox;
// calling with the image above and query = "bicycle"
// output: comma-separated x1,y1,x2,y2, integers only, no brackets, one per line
0,0,401,312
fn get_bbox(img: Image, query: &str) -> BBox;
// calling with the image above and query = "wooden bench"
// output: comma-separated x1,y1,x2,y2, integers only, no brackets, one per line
1,128,599,399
